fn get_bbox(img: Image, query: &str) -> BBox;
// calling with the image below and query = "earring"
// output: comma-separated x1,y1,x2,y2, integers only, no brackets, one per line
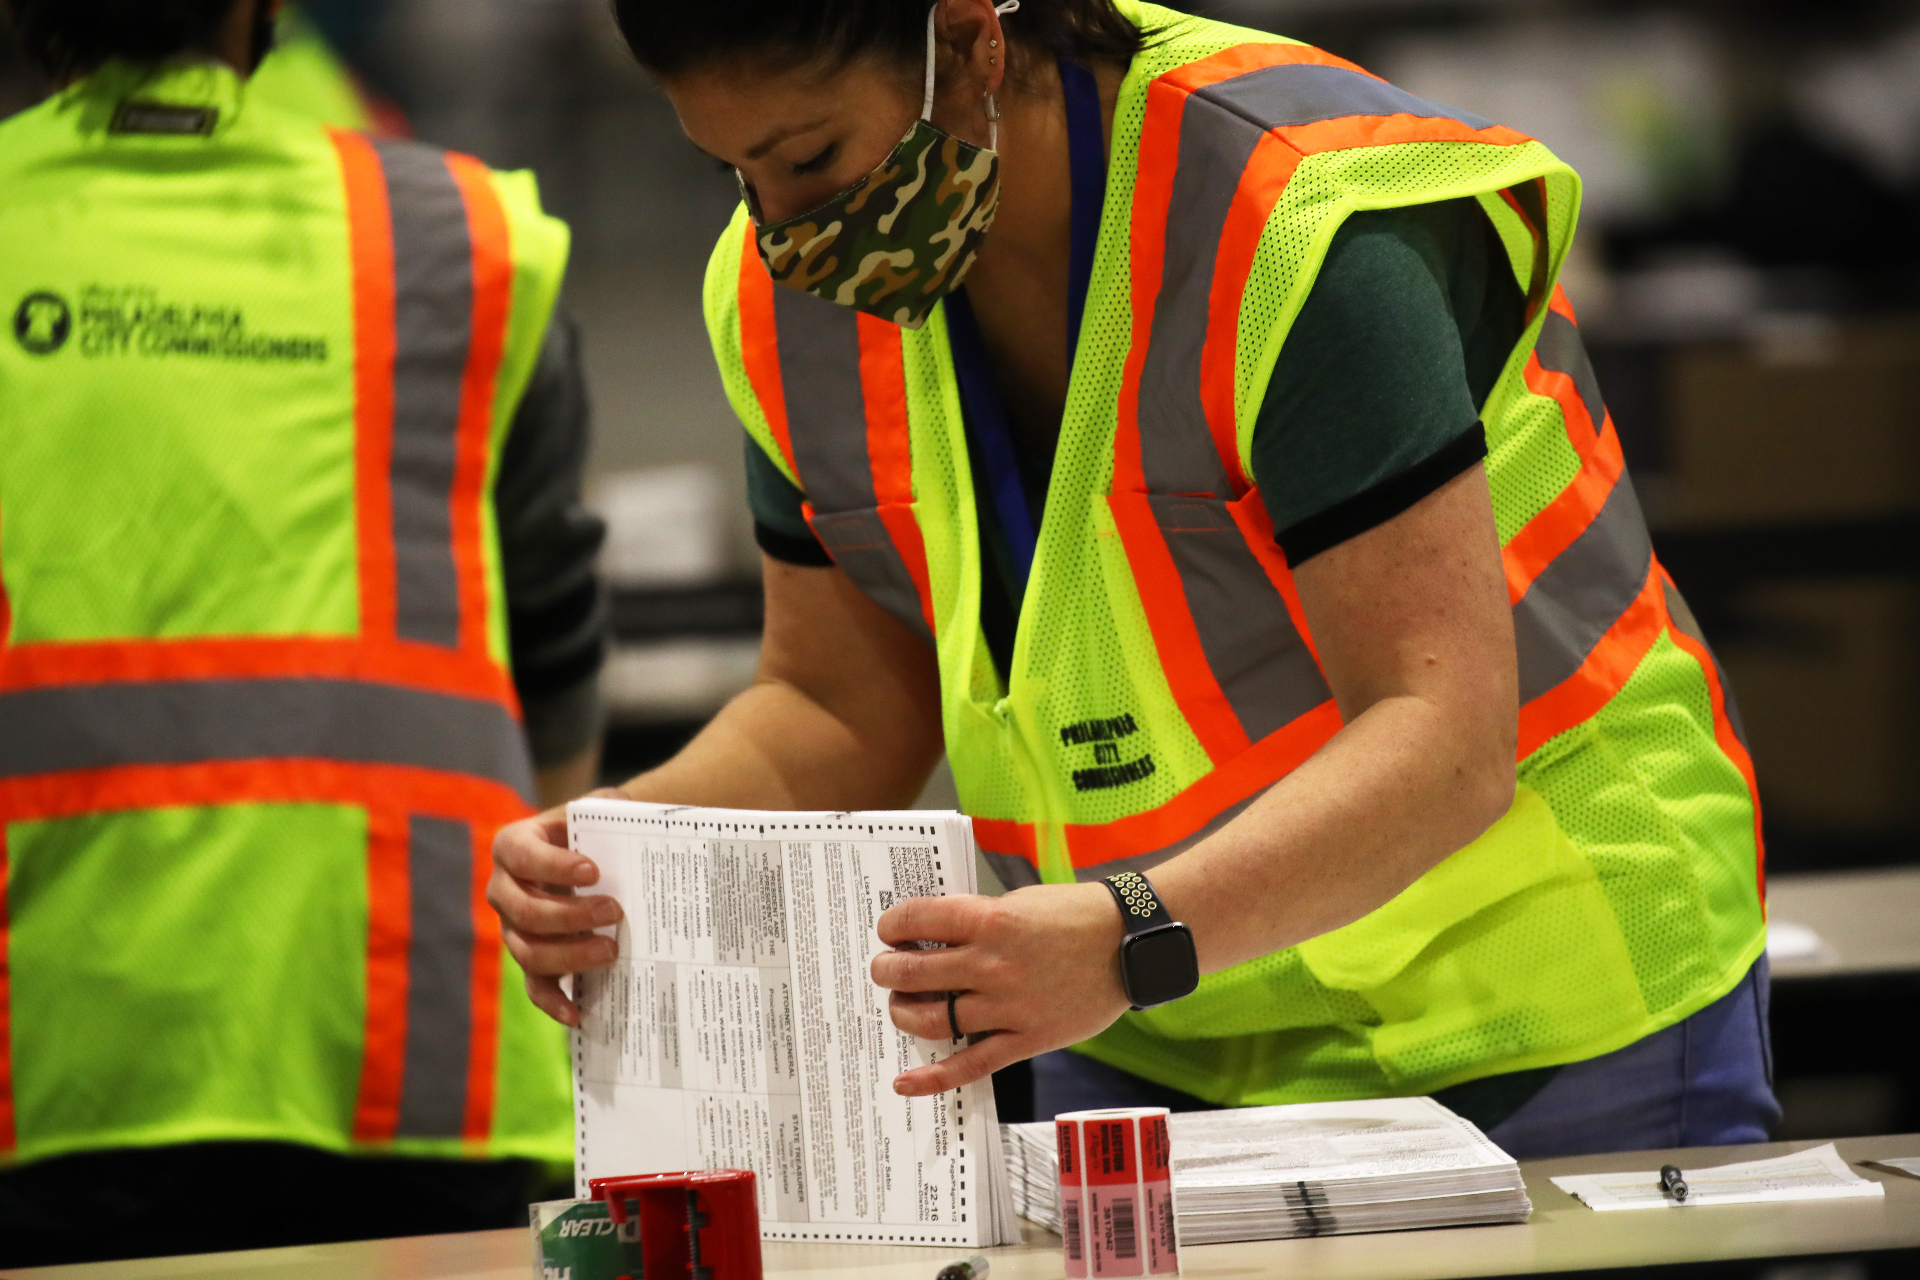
985,90,1002,150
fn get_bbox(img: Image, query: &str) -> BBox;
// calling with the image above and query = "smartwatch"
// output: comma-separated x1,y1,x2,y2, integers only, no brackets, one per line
1101,871,1199,1010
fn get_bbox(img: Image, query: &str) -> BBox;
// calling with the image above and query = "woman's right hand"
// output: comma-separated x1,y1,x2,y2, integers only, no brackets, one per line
488,802,624,1026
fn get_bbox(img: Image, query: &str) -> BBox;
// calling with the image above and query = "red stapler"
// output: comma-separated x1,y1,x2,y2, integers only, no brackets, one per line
588,1169,763,1280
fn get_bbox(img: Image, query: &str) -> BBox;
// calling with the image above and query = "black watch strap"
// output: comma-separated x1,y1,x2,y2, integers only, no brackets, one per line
1102,870,1171,933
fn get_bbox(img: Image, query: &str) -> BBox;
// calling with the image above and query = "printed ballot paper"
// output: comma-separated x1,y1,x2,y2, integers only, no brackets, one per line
1551,1143,1886,1210
566,799,1021,1248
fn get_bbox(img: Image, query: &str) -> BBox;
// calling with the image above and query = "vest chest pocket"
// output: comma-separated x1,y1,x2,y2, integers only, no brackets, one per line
806,504,936,646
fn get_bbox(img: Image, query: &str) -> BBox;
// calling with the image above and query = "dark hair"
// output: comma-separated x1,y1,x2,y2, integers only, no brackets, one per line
612,0,1146,79
6,0,239,78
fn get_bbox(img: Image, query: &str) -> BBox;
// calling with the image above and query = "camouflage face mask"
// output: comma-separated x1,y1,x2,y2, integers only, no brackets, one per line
746,4,1009,330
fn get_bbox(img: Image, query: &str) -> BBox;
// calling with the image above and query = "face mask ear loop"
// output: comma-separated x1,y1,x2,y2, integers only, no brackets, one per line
923,5,940,122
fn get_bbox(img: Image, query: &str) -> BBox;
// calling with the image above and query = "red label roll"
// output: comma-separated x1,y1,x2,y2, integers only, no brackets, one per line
1056,1108,1179,1277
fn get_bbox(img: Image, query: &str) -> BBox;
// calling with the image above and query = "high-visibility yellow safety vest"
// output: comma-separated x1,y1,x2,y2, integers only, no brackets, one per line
706,3,1767,1104
0,60,571,1164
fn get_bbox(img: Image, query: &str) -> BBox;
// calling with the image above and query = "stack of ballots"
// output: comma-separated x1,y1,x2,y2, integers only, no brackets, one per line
1005,1096,1531,1244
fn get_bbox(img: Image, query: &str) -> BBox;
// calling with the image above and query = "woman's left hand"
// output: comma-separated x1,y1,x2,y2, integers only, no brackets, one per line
871,882,1131,1096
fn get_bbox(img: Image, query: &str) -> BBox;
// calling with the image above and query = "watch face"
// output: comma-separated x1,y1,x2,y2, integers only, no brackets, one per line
1120,924,1199,1009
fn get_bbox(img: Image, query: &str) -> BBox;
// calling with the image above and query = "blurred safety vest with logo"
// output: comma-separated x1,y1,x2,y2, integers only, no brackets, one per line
0,58,571,1165
705,1,1767,1105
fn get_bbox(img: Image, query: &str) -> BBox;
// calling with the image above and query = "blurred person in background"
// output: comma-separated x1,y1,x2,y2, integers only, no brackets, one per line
247,0,408,135
494,0,1777,1161
0,0,606,1265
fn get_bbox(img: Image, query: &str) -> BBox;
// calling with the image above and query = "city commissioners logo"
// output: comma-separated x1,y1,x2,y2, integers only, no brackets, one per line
13,291,72,355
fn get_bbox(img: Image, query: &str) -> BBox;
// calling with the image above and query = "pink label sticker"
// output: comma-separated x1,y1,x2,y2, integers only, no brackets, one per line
1085,1118,1143,1278
1141,1114,1178,1275
1057,1119,1088,1279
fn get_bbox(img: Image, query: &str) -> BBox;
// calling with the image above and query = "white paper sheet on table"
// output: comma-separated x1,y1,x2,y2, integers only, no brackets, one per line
1870,1156,1920,1179
1551,1143,1886,1210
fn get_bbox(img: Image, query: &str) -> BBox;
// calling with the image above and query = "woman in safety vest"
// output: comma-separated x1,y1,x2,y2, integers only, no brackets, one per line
491,0,1778,1156
0,0,606,1265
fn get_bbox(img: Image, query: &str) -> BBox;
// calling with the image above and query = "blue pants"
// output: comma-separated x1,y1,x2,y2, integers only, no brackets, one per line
1032,958,1780,1159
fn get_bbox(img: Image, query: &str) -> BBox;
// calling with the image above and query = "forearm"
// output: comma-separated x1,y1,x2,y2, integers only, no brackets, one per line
616,557,945,811
1151,691,1513,976
534,742,602,809
619,676,939,811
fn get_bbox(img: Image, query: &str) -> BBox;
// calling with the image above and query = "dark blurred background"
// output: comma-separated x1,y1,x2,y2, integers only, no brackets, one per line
6,0,1917,1144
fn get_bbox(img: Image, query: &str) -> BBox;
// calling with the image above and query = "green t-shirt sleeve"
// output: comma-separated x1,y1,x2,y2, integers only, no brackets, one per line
1252,197,1519,565
743,433,834,565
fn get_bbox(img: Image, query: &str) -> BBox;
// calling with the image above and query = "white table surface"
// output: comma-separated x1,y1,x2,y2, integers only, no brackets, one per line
11,1134,1918,1280
1767,867,1920,978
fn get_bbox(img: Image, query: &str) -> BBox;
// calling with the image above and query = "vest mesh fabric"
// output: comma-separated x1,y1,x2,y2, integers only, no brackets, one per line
704,3,1765,1104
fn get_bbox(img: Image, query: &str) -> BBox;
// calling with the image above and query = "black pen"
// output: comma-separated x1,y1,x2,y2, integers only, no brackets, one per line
1659,1164,1689,1202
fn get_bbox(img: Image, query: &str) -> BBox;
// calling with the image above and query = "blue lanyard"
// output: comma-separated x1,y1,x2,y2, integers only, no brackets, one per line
947,56,1105,597
1061,57,1104,352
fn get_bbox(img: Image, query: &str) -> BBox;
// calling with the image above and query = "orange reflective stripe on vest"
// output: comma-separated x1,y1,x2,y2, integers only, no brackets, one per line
341,132,512,659
1109,47,1517,776
740,240,938,642
0,760,525,1150
727,38,1746,913
735,219,799,481
976,50,1719,891
1503,295,1626,603
0,132,529,1153
1659,570,1766,903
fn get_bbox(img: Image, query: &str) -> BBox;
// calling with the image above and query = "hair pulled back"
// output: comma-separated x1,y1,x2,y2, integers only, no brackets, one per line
6,0,239,78
612,0,1146,79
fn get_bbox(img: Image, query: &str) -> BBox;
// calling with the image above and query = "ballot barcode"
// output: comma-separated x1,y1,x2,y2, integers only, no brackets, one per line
1064,1198,1083,1261
1111,1197,1137,1260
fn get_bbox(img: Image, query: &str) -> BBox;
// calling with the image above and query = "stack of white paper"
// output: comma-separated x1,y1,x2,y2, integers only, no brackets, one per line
1552,1143,1887,1210
1005,1096,1531,1243
569,800,1022,1248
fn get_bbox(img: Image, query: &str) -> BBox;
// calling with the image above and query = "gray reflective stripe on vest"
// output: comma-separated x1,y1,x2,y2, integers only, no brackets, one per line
1534,310,1606,436
373,138,472,648
398,813,476,1137
1513,473,1653,704
1125,58,1496,745
770,285,873,508
1147,495,1331,744
809,509,935,645
1135,79,1261,499
1194,62,1495,133
1140,60,1496,500
768,279,936,642
0,679,535,800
